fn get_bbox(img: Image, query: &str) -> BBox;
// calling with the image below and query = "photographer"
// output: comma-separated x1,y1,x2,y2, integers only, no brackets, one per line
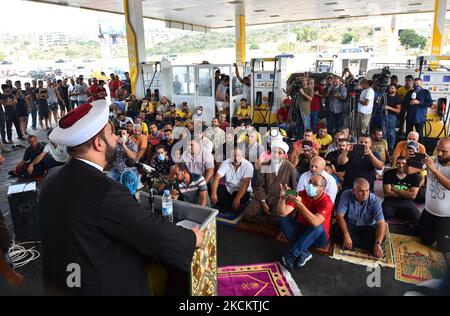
327,77,348,135
337,134,384,192
108,127,138,182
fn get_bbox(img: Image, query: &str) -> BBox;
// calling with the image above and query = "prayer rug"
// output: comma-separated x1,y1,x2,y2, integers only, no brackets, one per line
332,225,395,268
218,262,301,296
391,233,448,285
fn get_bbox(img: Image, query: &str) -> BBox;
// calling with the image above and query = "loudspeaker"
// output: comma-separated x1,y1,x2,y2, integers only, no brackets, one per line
7,183,40,242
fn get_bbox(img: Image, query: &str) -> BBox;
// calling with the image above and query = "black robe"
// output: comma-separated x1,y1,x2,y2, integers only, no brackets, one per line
39,159,196,296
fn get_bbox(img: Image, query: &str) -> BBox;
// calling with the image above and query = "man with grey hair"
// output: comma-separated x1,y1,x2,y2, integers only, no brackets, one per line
335,178,386,258
297,156,338,203
278,174,334,270
244,141,297,222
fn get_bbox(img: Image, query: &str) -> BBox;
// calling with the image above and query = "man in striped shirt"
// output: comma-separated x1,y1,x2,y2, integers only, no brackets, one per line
171,163,210,207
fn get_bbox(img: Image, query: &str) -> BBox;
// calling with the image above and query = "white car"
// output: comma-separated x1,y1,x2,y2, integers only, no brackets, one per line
318,50,338,59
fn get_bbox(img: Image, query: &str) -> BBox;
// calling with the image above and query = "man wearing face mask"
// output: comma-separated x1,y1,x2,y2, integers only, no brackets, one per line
192,106,205,124
40,100,204,296
278,174,334,270
421,138,450,253
402,78,433,142
335,178,386,258
244,141,298,222
297,156,338,203
211,147,254,212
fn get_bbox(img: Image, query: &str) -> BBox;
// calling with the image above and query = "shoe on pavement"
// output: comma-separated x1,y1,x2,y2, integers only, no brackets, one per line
280,252,297,271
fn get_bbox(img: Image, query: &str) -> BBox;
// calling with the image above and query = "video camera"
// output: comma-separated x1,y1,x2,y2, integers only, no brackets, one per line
372,66,391,91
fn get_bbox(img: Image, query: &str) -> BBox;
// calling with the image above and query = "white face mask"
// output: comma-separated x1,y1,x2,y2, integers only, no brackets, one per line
197,110,203,116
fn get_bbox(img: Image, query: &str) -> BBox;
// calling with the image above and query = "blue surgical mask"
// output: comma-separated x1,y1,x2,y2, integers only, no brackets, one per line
306,183,318,197
158,154,165,162
414,85,421,92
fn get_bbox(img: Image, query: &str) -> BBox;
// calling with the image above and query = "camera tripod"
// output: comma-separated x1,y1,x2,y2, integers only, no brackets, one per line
348,95,358,138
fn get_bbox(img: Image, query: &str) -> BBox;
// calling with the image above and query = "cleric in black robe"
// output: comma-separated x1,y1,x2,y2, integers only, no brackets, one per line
39,100,204,296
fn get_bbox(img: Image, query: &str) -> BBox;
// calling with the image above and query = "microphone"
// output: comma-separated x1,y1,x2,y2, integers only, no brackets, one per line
125,158,155,174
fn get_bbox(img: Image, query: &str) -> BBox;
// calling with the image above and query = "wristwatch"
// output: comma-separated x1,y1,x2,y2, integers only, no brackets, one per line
261,200,266,204
375,241,382,246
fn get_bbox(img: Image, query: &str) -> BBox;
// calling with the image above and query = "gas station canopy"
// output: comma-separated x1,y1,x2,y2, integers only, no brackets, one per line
27,0,450,29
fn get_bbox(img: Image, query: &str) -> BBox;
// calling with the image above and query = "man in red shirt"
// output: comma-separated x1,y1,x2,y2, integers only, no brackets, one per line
277,99,291,136
89,78,99,102
278,174,333,270
109,74,122,102
96,80,107,100
219,113,230,132
311,79,324,134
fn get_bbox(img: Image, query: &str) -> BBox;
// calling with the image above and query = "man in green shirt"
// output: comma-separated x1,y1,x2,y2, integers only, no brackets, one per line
296,78,314,139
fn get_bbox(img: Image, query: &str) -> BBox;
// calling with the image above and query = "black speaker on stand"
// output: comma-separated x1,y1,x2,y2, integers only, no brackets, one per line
7,182,40,242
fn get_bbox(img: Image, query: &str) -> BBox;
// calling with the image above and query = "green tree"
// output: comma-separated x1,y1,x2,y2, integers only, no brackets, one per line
294,26,318,42
399,29,427,49
249,42,260,50
342,32,354,44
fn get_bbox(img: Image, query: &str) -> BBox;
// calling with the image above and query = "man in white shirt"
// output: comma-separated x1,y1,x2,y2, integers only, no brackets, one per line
357,79,375,136
422,137,450,253
211,147,254,212
76,76,89,105
297,156,338,203
204,117,226,156
182,137,215,184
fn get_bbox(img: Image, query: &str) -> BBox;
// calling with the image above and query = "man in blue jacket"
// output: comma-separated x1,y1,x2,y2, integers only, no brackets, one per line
403,78,433,142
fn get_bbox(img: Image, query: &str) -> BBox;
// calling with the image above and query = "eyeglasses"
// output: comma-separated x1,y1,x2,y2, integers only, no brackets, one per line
308,181,323,187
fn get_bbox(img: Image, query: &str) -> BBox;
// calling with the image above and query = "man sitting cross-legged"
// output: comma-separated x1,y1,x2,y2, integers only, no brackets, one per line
335,178,387,258
278,174,334,270
382,156,420,226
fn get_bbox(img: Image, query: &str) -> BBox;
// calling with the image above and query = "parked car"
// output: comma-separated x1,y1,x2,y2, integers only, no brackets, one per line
318,50,338,59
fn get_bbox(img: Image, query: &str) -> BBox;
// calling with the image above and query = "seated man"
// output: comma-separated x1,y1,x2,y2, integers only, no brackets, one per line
204,117,226,155
131,124,149,163
175,102,192,120
9,135,45,178
337,134,384,192
27,132,68,175
421,137,450,253
172,162,210,207
149,145,174,192
291,140,319,176
219,113,230,132
116,112,133,129
297,156,338,203
325,131,346,156
182,136,215,184
242,130,265,165
211,146,253,212
335,178,386,258
233,99,252,127
278,174,334,270
108,128,138,182
392,131,426,166
382,156,420,225
146,123,165,161
371,129,389,163
313,127,333,157
244,141,298,222
325,138,348,170
291,129,320,159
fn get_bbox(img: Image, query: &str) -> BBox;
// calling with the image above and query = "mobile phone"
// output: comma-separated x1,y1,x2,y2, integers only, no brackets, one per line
407,153,426,170
353,144,366,156
285,190,298,198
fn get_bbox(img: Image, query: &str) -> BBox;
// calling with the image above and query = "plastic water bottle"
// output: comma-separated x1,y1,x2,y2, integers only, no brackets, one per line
162,190,174,222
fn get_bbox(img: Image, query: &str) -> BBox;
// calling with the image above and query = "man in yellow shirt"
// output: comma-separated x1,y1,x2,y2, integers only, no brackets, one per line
234,99,252,126
313,127,333,157
175,102,192,120
135,116,149,137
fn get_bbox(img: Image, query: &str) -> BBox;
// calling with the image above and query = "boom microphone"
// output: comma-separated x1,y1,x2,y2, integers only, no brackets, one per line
125,158,155,174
